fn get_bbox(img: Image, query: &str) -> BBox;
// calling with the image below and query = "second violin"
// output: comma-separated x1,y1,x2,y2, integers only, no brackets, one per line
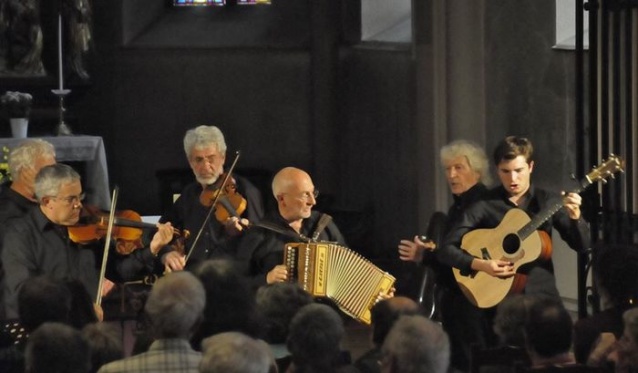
69,205,184,254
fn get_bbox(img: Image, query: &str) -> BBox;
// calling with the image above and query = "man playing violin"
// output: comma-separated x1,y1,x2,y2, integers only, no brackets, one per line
159,125,264,271
236,167,346,288
0,139,56,320
1,164,175,319
0,139,56,226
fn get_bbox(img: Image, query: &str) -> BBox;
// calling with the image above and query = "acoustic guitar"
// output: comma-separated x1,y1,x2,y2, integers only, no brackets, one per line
453,155,625,308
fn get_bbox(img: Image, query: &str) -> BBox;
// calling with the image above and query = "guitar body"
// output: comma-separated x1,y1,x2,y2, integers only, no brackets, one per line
452,208,551,309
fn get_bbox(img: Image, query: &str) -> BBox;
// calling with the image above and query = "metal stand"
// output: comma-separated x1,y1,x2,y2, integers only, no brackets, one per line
51,89,73,136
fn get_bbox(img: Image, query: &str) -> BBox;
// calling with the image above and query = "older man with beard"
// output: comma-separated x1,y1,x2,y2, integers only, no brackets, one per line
159,125,264,272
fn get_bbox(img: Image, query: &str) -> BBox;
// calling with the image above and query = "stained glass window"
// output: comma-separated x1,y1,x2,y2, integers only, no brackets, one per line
173,0,270,6
237,0,271,4
174,0,225,6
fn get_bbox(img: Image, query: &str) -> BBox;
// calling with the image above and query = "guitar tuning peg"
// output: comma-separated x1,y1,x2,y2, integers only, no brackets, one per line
570,173,577,180
601,178,608,184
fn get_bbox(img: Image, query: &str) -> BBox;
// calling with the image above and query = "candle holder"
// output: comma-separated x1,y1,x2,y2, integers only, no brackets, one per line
51,89,73,136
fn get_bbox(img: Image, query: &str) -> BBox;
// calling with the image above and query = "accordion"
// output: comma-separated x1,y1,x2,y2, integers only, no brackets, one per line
283,242,395,324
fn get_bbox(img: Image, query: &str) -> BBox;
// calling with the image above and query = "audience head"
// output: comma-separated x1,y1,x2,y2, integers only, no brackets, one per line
34,164,83,226
183,125,227,185
440,139,492,194
256,282,314,344
145,270,206,339
192,260,262,349
617,307,638,370
200,332,275,373
594,243,638,309
18,275,72,332
524,296,572,360
82,323,123,373
272,167,317,222
25,322,91,373
380,314,450,373
493,294,539,347
371,296,420,347
287,303,344,370
8,139,56,197
64,279,99,329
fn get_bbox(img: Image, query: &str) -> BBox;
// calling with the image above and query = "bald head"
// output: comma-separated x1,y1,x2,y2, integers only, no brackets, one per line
386,296,419,313
272,167,317,222
271,167,311,197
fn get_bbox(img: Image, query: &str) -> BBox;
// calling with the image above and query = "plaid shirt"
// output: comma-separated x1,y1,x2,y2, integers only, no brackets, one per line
97,339,201,373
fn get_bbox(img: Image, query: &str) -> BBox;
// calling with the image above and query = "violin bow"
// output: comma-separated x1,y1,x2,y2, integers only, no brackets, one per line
185,151,241,264
96,186,119,306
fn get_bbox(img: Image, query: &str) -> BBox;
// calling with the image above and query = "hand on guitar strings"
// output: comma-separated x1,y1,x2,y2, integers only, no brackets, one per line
471,258,515,278
561,191,582,220
398,235,436,262
266,264,288,284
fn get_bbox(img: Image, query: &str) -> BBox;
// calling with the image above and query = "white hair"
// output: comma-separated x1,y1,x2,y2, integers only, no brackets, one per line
440,139,492,186
183,125,227,158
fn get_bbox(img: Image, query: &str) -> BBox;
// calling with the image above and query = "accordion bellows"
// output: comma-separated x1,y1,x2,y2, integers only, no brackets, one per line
284,242,396,324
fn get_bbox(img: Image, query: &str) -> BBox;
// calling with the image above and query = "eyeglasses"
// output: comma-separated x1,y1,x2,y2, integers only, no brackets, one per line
282,190,319,201
52,193,85,205
191,155,219,166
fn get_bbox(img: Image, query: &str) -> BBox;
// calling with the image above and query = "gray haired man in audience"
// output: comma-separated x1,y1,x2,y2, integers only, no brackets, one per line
380,315,450,373
98,271,205,373
199,332,275,373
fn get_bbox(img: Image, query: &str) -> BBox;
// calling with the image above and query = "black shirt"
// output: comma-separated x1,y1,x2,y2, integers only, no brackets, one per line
430,182,489,288
0,184,35,228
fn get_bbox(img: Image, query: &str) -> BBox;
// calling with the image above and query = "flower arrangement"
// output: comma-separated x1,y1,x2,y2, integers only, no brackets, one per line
0,146,10,185
1,91,33,118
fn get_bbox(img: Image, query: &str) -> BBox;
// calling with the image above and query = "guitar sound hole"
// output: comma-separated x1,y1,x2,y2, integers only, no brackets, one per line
502,234,520,255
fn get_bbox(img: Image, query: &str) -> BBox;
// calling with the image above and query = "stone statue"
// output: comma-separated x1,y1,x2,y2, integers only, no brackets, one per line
62,0,91,81
0,0,46,76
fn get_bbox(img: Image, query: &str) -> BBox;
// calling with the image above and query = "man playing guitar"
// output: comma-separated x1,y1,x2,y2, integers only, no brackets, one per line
437,136,590,306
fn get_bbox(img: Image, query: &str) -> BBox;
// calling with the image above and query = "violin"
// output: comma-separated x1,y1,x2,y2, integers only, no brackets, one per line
68,205,184,254
199,173,247,223
186,151,244,265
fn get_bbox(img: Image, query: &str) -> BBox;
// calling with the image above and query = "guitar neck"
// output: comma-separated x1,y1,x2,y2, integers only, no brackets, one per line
518,185,586,240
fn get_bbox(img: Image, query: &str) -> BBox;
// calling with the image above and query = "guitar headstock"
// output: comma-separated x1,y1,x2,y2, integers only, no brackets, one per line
586,154,625,184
